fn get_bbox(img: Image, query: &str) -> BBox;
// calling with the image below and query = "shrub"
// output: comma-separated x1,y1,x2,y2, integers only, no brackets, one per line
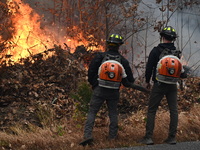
70,81,92,118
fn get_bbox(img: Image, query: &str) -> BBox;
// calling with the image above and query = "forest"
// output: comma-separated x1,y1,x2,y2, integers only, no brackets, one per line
0,0,200,149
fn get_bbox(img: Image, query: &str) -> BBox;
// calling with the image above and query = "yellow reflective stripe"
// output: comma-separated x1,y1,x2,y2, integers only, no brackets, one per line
164,27,176,32
110,34,123,39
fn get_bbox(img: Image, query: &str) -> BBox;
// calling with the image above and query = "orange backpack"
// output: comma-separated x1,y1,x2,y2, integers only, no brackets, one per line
99,60,123,82
156,55,182,84
98,54,126,89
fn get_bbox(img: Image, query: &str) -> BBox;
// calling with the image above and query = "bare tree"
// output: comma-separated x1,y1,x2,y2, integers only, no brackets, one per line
0,0,199,76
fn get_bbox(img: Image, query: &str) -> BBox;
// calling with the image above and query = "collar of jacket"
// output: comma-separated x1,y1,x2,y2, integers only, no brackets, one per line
158,43,176,50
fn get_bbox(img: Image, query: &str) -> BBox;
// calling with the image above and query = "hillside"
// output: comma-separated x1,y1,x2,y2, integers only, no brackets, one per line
0,47,200,150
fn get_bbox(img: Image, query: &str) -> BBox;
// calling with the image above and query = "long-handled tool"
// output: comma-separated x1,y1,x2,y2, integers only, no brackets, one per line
129,83,150,93
122,78,150,93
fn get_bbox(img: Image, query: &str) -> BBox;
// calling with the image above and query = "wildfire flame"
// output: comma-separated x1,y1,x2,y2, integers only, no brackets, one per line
0,0,103,64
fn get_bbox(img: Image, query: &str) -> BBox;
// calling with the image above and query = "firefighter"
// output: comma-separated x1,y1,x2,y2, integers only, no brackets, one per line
139,26,187,145
79,34,135,146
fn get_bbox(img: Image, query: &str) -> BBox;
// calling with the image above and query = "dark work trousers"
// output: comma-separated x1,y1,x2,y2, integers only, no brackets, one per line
84,86,120,139
145,82,178,138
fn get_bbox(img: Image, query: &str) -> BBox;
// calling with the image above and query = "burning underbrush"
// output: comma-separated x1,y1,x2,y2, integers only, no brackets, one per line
0,46,200,149
0,46,89,129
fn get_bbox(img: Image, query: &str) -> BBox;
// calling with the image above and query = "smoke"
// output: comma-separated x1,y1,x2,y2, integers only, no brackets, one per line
126,0,200,77
23,0,67,42
147,1,200,76
167,3,200,76
1,0,199,76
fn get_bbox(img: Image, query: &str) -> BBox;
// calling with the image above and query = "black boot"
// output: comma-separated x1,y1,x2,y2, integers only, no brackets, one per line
79,138,94,146
164,136,176,144
139,136,154,145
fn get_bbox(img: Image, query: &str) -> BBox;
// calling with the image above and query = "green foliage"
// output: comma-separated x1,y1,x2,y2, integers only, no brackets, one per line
36,104,55,128
0,140,9,147
57,126,65,136
143,117,147,123
70,81,92,117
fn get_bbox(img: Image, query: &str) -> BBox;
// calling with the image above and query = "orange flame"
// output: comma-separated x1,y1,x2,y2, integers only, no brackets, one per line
5,0,53,61
1,0,103,63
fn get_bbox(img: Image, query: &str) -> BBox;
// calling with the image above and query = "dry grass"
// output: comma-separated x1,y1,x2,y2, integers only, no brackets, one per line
0,104,200,150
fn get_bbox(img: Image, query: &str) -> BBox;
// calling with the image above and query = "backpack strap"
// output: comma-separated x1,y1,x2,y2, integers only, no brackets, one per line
102,53,122,63
158,47,181,59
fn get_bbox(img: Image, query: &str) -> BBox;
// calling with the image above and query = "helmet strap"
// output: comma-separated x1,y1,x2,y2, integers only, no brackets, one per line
108,43,118,46
160,37,164,43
